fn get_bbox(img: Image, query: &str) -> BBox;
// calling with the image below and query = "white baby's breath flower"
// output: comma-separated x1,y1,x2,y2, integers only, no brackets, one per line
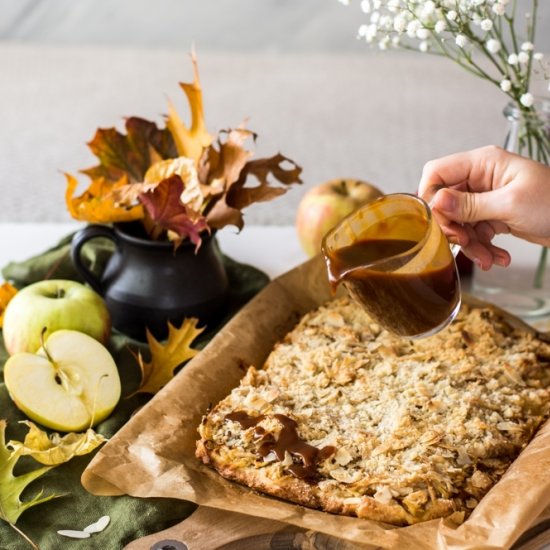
421,1,436,17
394,15,408,33
361,0,371,13
486,39,501,54
380,15,393,30
520,93,534,107
406,19,420,38
434,20,446,33
419,40,429,52
416,27,430,40
480,19,493,31
500,79,511,92
521,41,534,51
507,53,519,65
492,3,506,16
392,35,401,46
338,0,351,5
447,10,458,21
534,52,544,61
372,0,381,9
366,23,378,42
358,24,369,38
370,11,380,24
379,35,390,50
518,51,530,64
455,34,467,48
388,0,400,11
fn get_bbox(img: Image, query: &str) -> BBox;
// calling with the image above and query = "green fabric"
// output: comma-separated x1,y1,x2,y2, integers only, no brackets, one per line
0,233,270,549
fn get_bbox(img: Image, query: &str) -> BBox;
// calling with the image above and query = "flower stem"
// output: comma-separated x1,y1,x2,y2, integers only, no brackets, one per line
534,246,548,289
9,522,41,550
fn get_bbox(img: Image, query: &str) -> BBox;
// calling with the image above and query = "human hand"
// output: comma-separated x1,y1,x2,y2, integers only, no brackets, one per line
418,146,550,270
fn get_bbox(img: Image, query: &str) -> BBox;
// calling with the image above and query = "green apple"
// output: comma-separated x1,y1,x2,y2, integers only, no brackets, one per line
3,279,110,356
4,330,121,432
295,178,384,257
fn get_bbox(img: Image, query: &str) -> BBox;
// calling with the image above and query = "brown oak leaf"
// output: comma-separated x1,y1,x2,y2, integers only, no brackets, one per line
138,175,209,248
205,148,303,230
133,318,205,395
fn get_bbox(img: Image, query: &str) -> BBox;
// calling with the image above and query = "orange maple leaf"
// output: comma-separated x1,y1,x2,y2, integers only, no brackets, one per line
166,51,213,163
82,117,177,184
0,282,17,328
65,173,144,224
133,318,205,395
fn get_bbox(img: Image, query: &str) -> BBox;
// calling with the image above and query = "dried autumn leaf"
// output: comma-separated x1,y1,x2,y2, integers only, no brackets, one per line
0,419,60,528
202,128,255,191
8,421,107,466
166,52,212,163
205,149,303,230
0,282,17,328
134,318,204,395
65,174,144,224
139,175,209,248
144,156,204,212
82,117,177,184
230,152,304,209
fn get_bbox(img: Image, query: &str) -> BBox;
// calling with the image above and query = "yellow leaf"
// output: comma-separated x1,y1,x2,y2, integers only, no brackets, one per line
166,52,212,163
144,156,205,213
135,318,204,395
0,282,17,328
65,173,144,223
8,421,107,466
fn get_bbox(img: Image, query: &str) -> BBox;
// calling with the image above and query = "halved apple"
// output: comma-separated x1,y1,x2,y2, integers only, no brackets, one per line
4,330,121,432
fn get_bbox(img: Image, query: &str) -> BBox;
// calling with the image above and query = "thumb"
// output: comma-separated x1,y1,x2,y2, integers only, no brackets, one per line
431,188,503,224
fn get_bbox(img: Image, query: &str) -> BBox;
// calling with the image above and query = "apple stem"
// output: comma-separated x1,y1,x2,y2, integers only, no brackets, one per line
39,328,55,365
56,288,65,299
335,180,347,196
8,522,41,550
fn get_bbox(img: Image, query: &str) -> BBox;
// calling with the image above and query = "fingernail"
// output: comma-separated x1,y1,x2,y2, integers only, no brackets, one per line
437,191,456,213
473,257,483,270
494,255,509,267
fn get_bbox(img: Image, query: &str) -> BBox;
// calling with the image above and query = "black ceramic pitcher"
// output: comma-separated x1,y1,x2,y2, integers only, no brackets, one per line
70,222,229,341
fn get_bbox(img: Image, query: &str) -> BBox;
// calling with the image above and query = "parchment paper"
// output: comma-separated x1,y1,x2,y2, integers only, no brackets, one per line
82,256,550,549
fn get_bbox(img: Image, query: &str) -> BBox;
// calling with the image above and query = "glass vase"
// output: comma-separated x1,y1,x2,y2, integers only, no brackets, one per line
471,96,550,323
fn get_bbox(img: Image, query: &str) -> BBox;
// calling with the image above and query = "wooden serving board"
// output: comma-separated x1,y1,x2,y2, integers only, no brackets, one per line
124,505,550,550
123,505,361,550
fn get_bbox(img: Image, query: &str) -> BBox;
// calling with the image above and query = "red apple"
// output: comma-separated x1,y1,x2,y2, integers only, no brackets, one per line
296,179,384,257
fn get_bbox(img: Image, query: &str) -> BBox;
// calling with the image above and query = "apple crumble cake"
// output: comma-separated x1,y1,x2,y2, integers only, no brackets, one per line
196,297,550,525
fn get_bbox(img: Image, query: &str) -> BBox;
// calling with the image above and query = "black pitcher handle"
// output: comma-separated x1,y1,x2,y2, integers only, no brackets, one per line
70,224,118,295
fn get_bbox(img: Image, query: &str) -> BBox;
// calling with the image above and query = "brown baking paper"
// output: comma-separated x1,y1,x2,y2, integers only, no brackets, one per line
82,256,550,549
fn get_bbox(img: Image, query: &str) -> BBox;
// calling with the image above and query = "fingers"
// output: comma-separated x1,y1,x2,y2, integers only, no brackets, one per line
418,146,506,200
460,242,511,271
430,187,507,225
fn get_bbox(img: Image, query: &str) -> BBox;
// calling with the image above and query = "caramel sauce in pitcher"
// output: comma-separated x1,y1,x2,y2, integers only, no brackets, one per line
325,215,460,337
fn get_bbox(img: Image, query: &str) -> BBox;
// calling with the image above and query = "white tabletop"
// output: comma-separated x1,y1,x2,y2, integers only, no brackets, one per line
0,223,308,280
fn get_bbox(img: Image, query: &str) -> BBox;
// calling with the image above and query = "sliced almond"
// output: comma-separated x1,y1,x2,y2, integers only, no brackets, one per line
84,515,111,534
57,530,91,539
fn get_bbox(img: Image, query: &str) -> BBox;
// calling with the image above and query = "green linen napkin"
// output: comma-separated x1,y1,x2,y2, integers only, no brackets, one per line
0,233,270,550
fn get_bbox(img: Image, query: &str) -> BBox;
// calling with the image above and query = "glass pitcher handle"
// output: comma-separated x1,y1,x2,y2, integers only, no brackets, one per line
70,224,118,295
